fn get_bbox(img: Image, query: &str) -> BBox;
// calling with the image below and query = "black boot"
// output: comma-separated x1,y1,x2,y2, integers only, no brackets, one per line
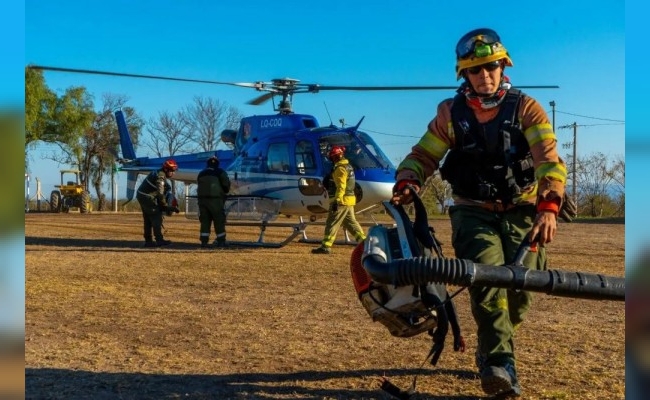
480,359,521,397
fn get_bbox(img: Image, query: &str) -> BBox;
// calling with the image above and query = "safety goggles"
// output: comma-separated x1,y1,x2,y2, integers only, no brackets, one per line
466,60,502,75
456,28,501,59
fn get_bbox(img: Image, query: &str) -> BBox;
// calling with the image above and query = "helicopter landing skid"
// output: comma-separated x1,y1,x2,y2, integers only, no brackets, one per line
224,220,308,248
297,229,358,246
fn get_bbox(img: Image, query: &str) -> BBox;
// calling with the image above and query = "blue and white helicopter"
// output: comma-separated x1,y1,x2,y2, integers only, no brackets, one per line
113,88,397,221
112,78,400,246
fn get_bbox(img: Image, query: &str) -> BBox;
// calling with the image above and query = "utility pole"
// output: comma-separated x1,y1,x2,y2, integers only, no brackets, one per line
549,100,556,133
558,122,578,203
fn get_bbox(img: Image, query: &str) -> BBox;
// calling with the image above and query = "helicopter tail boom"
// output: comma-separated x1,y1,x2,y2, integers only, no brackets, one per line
115,110,136,161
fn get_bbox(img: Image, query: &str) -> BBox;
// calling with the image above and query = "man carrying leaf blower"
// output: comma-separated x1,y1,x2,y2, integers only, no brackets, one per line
391,28,569,398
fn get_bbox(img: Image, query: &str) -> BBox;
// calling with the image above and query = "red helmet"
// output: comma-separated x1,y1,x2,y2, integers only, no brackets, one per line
328,145,346,161
162,159,178,172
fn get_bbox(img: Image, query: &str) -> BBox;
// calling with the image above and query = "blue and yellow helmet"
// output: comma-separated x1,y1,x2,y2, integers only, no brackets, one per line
455,28,513,80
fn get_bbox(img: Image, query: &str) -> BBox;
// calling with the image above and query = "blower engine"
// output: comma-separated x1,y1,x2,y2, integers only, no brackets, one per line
350,187,465,367
351,205,447,338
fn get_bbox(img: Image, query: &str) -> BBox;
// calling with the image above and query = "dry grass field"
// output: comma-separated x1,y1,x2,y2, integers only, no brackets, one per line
25,212,625,400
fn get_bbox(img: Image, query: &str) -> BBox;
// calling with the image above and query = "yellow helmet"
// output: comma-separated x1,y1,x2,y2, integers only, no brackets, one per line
455,28,513,80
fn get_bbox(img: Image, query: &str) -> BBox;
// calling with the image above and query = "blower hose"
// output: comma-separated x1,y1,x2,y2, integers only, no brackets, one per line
362,254,625,301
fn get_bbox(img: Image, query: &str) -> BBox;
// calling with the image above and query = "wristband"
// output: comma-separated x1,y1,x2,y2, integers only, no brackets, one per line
536,199,560,215
395,179,419,192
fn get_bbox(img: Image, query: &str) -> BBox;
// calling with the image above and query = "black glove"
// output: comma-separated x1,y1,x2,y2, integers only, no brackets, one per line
331,202,339,212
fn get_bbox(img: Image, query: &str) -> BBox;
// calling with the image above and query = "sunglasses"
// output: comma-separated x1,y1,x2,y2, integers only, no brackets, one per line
456,28,501,59
466,61,502,75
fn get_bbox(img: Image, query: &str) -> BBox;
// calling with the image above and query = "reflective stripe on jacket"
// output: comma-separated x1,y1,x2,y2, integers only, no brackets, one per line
137,170,167,205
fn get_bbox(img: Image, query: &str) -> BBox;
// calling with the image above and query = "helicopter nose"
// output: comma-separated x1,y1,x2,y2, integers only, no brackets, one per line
356,180,394,208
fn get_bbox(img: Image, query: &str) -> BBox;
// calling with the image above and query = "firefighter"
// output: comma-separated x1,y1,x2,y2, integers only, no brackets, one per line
136,159,179,247
312,145,366,254
197,156,231,247
391,28,567,398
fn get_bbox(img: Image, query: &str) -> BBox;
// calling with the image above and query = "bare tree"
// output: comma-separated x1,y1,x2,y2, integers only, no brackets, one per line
573,152,619,217
146,110,195,157
145,110,196,197
607,155,625,216
184,96,244,152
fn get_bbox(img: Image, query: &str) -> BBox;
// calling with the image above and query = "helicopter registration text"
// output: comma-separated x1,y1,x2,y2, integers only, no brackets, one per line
260,118,283,128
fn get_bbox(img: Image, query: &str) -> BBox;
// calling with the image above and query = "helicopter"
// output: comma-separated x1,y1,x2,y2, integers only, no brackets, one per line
29,65,559,246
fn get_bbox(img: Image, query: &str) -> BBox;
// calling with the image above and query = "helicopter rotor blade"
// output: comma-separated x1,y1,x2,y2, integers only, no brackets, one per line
248,92,276,105
306,84,559,91
28,64,560,109
27,65,260,89
308,85,457,91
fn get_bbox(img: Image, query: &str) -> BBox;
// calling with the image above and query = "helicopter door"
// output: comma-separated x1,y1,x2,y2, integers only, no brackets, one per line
295,139,324,197
294,140,317,175
266,142,291,173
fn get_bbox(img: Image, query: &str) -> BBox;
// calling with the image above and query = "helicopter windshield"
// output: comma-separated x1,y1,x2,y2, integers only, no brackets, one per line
319,131,394,170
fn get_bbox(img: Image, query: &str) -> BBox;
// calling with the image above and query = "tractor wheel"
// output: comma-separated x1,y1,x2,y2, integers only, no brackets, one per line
50,191,61,213
80,191,91,214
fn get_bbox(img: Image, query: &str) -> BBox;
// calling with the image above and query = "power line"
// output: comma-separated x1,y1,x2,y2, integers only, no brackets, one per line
342,124,421,138
564,123,624,127
554,110,624,123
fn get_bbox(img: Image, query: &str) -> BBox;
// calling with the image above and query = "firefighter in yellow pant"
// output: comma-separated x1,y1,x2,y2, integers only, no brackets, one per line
312,145,366,254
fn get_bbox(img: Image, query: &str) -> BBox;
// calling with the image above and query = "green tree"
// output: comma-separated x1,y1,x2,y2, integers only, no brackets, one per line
24,67,56,148
46,87,96,183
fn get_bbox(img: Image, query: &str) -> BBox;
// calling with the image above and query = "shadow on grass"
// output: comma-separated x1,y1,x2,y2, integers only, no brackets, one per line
26,367,483,400
24,236,269,252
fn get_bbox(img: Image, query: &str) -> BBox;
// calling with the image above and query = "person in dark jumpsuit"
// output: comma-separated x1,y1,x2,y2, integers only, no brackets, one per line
197,156,231,247
136,159,179,247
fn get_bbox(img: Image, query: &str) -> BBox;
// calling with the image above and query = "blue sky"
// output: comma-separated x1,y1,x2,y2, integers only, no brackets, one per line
25,1,624,199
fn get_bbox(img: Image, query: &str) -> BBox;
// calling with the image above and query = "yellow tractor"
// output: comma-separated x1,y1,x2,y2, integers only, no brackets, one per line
50,169,91,213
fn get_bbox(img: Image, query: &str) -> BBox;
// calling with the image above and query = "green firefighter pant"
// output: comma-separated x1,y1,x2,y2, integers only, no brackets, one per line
321,204,366,247
137,195,164,242
449,204,546,368
198,198,226,244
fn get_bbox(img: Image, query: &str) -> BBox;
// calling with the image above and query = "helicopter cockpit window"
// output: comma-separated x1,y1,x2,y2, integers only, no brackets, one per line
355,131,393,169
318,132,393,170
295,140,316,175
267,143,291,173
